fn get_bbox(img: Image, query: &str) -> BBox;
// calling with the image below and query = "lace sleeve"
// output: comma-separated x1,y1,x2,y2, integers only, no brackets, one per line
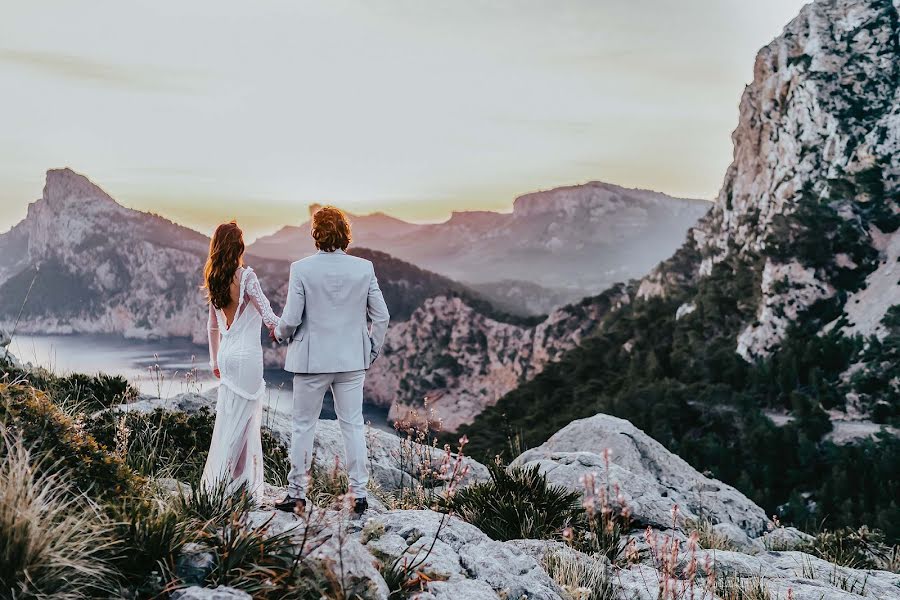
207,302,220,370
244,270,279,329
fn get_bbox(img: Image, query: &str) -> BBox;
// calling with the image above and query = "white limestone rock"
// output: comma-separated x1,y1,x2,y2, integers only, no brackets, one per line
363,510,565,600
512,414,771,536
170,587,251,600
758,526,815,552
691,549,900,600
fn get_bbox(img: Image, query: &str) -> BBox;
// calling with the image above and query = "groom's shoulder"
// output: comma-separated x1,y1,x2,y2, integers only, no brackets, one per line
292,252,372,271
290,255,316,273
345,253,375,274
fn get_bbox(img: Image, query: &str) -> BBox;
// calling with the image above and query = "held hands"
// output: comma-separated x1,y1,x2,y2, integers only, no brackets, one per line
268,324,277,343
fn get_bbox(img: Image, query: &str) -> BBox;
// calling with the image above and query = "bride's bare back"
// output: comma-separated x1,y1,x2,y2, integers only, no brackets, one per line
219,270,243,329
207,266,279,374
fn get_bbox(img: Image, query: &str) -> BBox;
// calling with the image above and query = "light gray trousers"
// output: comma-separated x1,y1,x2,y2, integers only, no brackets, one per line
287,370,368,500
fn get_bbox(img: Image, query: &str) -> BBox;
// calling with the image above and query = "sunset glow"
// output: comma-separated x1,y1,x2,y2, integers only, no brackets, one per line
0,0,807,239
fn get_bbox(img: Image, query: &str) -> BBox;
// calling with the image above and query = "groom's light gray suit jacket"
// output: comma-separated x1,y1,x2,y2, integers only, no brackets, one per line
274,249,390,374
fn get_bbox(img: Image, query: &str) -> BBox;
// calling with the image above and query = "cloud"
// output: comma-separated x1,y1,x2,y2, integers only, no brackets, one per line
0,48,198,92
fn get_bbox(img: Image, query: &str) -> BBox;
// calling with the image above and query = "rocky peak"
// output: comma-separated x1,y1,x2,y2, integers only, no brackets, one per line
24,169,133,261
40,167,121,212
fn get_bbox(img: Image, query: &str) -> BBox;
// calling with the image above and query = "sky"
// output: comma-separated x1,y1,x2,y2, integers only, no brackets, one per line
0,0,809,240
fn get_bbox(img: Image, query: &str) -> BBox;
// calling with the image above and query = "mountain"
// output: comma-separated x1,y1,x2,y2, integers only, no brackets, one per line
0,169,516,346
249,184,711,314
457,0,900,540
0,169,212,339
250,204,421,260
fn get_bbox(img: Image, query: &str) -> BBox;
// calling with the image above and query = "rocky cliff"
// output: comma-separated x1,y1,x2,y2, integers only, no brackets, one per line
0,169,214,340
642,0,899,358
366,287,629,431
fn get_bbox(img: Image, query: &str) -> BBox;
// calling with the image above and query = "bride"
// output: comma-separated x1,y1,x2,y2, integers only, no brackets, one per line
200,220,278,500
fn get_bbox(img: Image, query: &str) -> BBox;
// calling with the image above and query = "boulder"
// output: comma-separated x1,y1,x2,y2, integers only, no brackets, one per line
411,579,498,600
170,586,250,600
689,549,900,600
175,543,215,587
154,477,191,498
711,522,764,553
0,330,20,368
458,539,564,600
760,526,815,551
120,389,217,413
512,414,771,536
363,509,565,599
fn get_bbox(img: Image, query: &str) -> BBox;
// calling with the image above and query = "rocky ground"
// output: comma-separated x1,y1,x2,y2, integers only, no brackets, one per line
131,387,900,600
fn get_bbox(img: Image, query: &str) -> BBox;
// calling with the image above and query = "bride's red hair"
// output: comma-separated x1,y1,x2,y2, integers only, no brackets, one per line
203,221,244,309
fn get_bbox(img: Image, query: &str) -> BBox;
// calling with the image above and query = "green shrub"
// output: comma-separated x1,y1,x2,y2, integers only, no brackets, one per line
90,408,291,486
2,364,138,412
0,382,142,501
172,478,256,527
800,526,899,572
442,461,581,541
308,457,351,509
685,517,737,552
262,426,291,485
109,499,194,594
204,512,323,598
714,574,773,600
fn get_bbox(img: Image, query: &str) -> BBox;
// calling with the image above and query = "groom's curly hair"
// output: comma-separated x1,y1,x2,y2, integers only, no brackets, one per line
311,206,352,252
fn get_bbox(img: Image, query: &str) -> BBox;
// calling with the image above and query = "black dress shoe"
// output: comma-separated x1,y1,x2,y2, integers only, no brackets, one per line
353,497,368,516
274,495,307,514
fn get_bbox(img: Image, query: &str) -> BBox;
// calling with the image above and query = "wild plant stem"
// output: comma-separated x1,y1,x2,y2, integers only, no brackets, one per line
3,267,39,363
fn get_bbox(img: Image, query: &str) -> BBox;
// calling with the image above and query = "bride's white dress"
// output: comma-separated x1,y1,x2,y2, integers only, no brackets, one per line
201,266,278,500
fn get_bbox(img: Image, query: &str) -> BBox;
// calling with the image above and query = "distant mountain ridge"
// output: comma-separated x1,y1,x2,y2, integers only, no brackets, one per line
0,168,517,344
249,183,711,313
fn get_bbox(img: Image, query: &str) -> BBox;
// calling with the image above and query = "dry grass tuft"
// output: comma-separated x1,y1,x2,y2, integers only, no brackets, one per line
0,430,117,599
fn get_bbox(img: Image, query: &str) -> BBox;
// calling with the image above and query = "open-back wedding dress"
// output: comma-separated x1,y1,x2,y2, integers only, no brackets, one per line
202,266,278,500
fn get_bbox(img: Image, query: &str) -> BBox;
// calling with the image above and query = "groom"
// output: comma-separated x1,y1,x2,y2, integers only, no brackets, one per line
272,206,390,515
